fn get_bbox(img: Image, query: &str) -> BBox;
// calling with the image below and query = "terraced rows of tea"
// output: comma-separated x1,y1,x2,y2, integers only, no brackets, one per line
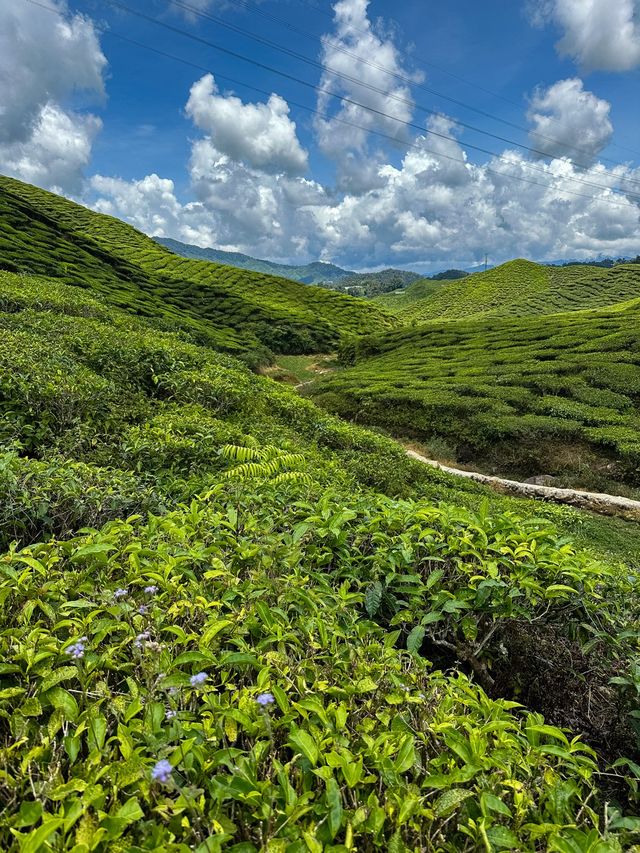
314,299,640,492
0,177,394,360
384,259,640,323
3,175,640,850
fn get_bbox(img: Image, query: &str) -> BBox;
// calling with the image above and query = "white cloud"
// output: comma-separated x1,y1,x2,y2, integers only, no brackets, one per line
90,173,219,248
94,117,640,268
531,0,640,72
0,104,102,194
185,74,308,175
315,0,421,193
527,78,613,164
0,0,106,191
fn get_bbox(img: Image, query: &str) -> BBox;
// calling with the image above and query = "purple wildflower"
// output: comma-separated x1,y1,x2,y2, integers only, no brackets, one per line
138,605,149,615
165,708,177,720
144,585,158,595
190,672,208,687
134,631,150,649
151,759,173,784
256,692,275,706
168,686,180,697
114,588,128,599
67,636,88,659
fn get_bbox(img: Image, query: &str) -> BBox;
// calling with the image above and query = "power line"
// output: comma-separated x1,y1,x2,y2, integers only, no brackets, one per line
21,0,640,212
285,0,640,160
162,0,640,189
98,0,640,202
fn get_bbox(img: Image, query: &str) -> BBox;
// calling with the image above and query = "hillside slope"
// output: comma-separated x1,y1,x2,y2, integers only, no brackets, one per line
0,176,394,359
156,236,354,284
314,298,640,494
390,259,640,324
2,266,640,850
374,277,448,311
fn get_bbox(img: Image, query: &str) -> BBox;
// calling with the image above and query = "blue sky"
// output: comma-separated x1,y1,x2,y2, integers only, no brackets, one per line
1,0,639,271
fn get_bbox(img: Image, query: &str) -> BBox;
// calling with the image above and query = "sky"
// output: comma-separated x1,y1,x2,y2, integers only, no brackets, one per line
1,0,640,272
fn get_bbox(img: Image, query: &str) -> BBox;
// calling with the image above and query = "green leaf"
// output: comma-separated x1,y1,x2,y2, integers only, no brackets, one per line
46,687,78,721
365,582,382,617
18,816,64,853
40,666,78,694
288,729,319,766
433,788,473,817
116,797,144,824
481,793,512,817
20,698,42,718
406,625,425,655
15,801,43,828
486,826,520,850
325,778,343,840
394,735,415,773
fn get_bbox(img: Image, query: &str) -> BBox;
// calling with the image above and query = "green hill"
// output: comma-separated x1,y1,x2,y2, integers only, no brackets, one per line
0,176,394,361
314,297,640,494
1,262,640,849
389,258,640,324
374,277,448,311
156,236,355,284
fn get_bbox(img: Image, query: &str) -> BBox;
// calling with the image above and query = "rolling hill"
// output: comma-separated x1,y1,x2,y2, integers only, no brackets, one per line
0,176,395,362
2,259,640,850
157,236,424,295
313,295,640,494
3,167,640,849
156,236,354,284
380,258,640,324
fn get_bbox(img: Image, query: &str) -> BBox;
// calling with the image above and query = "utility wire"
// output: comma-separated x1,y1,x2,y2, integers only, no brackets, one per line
99,0,640,202
163,0,640,188
21,0,640,211
287,0,640,160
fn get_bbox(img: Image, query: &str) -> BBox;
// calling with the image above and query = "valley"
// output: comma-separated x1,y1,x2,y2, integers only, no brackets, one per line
0,178,639,851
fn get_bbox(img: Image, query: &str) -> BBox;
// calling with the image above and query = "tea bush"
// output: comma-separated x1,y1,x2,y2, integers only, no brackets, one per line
1,182,640,850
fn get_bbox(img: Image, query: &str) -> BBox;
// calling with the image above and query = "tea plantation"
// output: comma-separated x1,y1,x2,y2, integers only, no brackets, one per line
0,177,394,364
314,295,640,494
380,259,640,324
1,180,640,851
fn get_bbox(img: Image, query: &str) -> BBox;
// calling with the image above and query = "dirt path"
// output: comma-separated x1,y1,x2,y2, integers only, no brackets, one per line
405,448,640,522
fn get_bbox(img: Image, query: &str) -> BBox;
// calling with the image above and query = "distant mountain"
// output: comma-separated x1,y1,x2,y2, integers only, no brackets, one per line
155,237,354,284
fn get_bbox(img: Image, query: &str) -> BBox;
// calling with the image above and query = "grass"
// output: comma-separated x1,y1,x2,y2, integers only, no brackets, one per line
382,259,640,324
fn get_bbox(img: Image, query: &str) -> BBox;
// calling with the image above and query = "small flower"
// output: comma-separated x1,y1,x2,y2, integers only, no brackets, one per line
138,605,149,615
168,686,180,697
144,585,158,594
151,759,173,784
114,588,128,599
165,708,177,720
190,672,208,687
66,636,88,659
134,631,150,648
256,692,275,706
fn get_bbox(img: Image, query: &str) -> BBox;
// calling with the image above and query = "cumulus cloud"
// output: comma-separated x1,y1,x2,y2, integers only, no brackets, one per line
0,0,106,191
185,75,308,175
0,104,102,195
527,78,613,164
93,118,640,269
531,0,640,72
315,0,421,193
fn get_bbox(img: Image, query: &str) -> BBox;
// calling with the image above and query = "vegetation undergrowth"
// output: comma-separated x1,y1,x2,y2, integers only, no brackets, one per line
1,179,640,851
